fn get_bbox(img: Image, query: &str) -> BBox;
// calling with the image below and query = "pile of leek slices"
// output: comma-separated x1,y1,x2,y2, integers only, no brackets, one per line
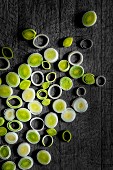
0,13,106,167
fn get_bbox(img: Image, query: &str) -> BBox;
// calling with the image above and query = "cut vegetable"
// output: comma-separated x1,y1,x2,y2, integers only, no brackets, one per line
0,78,2,85
72,97,88,113
0,57,10,71
22,29,36,40
62,130,72,142
60,77,73,91
44,48,58,63
69,65,84,79
42,61,51,70
6,95,23,109
58,60,70,72
17,142,30,157
5,132,18,144
18,64,32,80
42,82,50,89
33,34,49,48
30,117,44,131
2,47,14,59
22,88,35,102
37,150,51,165
63,37,73,47
45,112,58,128
46,128,57,136
2,161,16,170
68,51,83,66
0,117,5,126
53,99,67,113
27,53,43,67
96,75,106,87
82,73,95,85
42,98,51,106
4,108,15,121
26,129,40,144
7,120,23,132
82,11,97,27
18,156,33,170
76,87,86,96
16,108,31,122
61,108,76,122
28,100,42,115
48,84,62,99
0,85,13,98
19,80,31,90
80,39,93,49
42,135,53,147
0,145,11,160
31,71,44,86
0,127,7,136
6,72,20,87
46,72,56,83
36,89,48,100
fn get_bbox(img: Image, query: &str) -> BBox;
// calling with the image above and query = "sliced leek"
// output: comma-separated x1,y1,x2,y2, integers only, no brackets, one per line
5,132,18,144
44,48,58,63
6,95,23,109
30,117,44,131
60,77,73,91
28,100,42,115
33,34,49,48
17,142,30,157
16,108,31,122
61,108,76,122
69,65,84,79
72,97,88,113
52,99,67,113
58,60,70,72
6,72,20,87
0,85,13,98
45,112,58,128
37,150,51,165
22,29,36,40
0,57,10,71
0,117,5,126
0,145,11,160
27,53,43,67
0,127,7,136
19,80,31,90
4,108,15,121
46,128,57,136
2,47,14,59
2,161,16,170
62,130,72,142
7,120,23,132
18,156,33,170
26,129,40,144
31,71,44,86
36,89,48,100
18,64,32,80
63,37,73,47
42,61,51,70
22,88,35,102
42,135,53,147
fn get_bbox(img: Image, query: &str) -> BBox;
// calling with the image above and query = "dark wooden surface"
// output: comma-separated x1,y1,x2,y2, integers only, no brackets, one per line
0,0,113,169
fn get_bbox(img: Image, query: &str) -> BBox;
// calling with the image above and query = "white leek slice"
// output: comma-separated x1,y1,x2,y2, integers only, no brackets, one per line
72,97,88,113
28,100,42,115
22,88,35,102
52,99,67,113
5,132,18,144
44,48,58,63
61,108,76,122
17,142,30,157
4,108,15,121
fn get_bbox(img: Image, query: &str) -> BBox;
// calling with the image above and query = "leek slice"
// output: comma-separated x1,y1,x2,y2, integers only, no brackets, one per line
58,60,70,72
63,37,73,47
82,73,95,85
0,127,7,136
42,135,53,147
2,47,14,59
2,161,16,170
7,120,23,132
46,128,57,136
18,64,32,80
26,129,40,144
17,142,30,157
22,29,36,40
33,34,49,48
0,78,2,85
46,72,56,83
31,71,44,86
0,117,5,126
18,156,33,170
5,132,18,144
19,80,31,90
60,77,73,91
37,150,51,165
44,48,58,63
45,112,58,128
22,88,35,102
69,65,84,79
0,85,13,98
4,108,15,121
82,11,97,27
36,89,48,100
48,84,62,99
52,99,67,113
30,117,44,131
42,82,50,89
27,53,43,67
0,145,11,160
76,87,86,96
68,51,83,66
6,95,23,109
16,108,31,122
62,130,72,142
6,72,20,87
42,61,51,70
0,57,10,71
61,108,76,122
28,100,42,115
72,97,88,113
42,98,51,106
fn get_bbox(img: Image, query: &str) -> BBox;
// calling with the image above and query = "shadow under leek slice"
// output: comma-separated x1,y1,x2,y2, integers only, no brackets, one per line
18,64,32,80
6,95,23,109
82,11,97,27
46,128,57,136
6,72,20,87
26,129,40,144
44,48,58,63
2,161,16,170
22,29,36,40
16,108,31,122
82,73,95,85
0,117,5,126
62,130,72,142
60,76,73,91
19,80,31,90
28,100,42,115
7,120,23,132
52,99,67,113
42,135,53,147
18,156,34,170
61,108,76,122
63,37,73,47
0,127,7,136
0,85,13,98
4,108,15,121
17,142,30,157
0,145,11,160
58,60,70,72
27,53,43,67
5,132,18,144
37,150,51,165
69,65,84,79
22,88,35,102
72,97,88,113
36,89,48,100
44,112,58,128
2,47,14,59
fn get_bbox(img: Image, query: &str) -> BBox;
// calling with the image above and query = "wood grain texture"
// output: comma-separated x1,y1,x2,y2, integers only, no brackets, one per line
0,0,113,170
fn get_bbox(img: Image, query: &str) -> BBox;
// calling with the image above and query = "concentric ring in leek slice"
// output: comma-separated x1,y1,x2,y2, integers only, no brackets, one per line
62,130,72,142
82,11,97,27
0,57,10,71
22,88,35,102
58,60,70,72
96,75,106,87
33,34,49,48
0,127,7,136
6,95,23,109
0,145,11,160
42,98,51,106
27,53,43,67
0,85,13,98
4,108,15,121
72,97,88,113
63,37,73,47
61,108,76,122
82,73,95,85
26,129,40,144
46,128,57,136
0,78,2,85
0,117,5,126
16,108,31,122
18,156,34,170
48,84,62,99
60,76,73,91
76,86,86,96
2,161,16,170
6,72,20,87
44,48,58,63
7,120,23,132
36,89,48,100
42,61,51,70
30,117,44,131
46,72,56,83
68,51,83,66
19,80,31,90
37,150,51,165
31,71,44,86
69,65,84,79
18,64,32,80
28,100,42,115
17,142,30,157
22,29,36,40
2,47,14,59
45,112,58,128
42,135,53,147
53,99,67,113
42,82,50,89
5,132,18,144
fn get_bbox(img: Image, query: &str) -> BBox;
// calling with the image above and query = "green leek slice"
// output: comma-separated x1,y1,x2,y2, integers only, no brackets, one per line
0,117,5,126
42,135,53,147
62,130,72,142
26,130,40,144
5,132,18,144
22,29,36,40
37,150,51,165
42,98,51,106
0,145,11,160
45,112,58,128
6,72,20,87
19,80,31,90
18,156,33,170
58,60,70,72
0,127,7,136
46,72,56,83
4,108,15,121
82,73,95,85
6,95,23,109
28,100,42,115
44,48,58,63
72,97,88,113
52,99,67,113
63,37,73,47
42,82,50,89
36,89,48,100
0,78,2,85
46,128,57,136
61,108,76,122
42,61,51,70
16,108,31,122
18,64,32,80
27,53,43,67
22,88,35,102
69,65,84,79
60,76,73,91
2,161,16,170
2,47,14,59
17,142,30,157
7,120,23,132
82,11,97,27
0,85,13,98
